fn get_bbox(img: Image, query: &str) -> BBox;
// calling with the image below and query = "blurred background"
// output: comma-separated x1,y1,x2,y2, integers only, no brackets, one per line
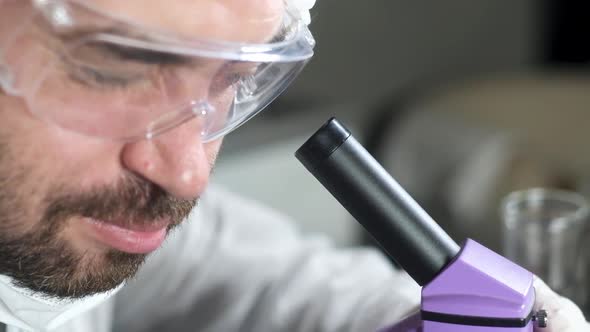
212,0,590,309
214,0,590,246
212,0,590,307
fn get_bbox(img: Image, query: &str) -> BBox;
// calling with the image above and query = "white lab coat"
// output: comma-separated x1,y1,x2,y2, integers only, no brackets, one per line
0,186,420,332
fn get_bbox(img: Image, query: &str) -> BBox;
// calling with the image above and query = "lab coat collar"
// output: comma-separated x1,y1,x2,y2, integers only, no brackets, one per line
0,275,121,331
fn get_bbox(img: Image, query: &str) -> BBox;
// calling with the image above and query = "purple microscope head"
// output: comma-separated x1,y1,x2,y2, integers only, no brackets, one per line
377,239,536,332
420,239,535,331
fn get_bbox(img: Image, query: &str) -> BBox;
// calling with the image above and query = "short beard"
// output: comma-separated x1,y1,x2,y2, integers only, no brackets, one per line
0,142,196,299
0,232,144,299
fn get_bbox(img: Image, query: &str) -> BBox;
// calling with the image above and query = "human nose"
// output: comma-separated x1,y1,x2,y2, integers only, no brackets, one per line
120,117,214,200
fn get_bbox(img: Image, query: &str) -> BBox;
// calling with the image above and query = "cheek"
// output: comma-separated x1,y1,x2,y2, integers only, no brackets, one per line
0,94,123,192
205,138,222,161
0,96,54,228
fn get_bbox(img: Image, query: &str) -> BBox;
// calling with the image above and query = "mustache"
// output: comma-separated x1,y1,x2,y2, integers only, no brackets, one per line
42,175,197,230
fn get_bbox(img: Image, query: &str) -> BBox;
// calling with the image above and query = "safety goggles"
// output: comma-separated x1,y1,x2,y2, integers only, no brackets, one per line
0,0,315,142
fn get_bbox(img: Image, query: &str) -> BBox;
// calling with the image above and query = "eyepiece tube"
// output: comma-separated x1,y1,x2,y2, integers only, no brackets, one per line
296,118,460,286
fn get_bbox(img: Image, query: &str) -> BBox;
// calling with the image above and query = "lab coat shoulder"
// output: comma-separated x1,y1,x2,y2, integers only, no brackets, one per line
112,185,420,332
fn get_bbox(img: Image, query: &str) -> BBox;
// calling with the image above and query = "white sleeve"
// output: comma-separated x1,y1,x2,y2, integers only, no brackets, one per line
113,186,420,332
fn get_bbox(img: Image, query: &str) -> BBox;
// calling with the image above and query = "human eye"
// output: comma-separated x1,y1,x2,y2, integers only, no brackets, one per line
76,66,139,87
68,65,145,89
102,45,189,66
63,42,184,89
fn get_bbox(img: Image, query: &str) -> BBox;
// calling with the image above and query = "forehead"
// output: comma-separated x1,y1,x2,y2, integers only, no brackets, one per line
84,0,286,42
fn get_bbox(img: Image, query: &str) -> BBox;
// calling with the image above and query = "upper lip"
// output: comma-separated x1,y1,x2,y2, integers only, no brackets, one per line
87,218,171,232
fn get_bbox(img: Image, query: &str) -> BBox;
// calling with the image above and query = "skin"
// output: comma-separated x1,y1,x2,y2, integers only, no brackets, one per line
0,0,283,299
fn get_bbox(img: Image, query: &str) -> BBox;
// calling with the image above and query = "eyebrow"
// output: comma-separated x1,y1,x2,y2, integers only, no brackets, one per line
59,24,285,65
58,27,188,65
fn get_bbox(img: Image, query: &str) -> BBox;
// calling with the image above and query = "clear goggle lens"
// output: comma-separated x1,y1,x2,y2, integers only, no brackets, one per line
1,0,314,142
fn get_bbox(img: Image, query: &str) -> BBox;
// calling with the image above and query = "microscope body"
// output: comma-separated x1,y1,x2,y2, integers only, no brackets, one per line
381,240,535,332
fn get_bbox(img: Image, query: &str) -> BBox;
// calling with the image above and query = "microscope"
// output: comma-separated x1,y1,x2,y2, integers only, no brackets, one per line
296,118,548,331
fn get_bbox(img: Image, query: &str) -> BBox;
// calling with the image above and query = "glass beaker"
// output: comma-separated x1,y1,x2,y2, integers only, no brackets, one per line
501,188,590,310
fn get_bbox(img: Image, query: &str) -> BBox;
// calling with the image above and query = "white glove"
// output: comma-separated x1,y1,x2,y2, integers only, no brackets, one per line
291,0,315,25
534,277,590,331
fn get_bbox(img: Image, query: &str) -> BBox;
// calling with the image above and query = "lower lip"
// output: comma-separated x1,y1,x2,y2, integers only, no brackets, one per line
84,219,167,254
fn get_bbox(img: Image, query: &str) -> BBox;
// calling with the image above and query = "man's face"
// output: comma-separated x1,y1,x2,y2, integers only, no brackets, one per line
0,0,283,299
